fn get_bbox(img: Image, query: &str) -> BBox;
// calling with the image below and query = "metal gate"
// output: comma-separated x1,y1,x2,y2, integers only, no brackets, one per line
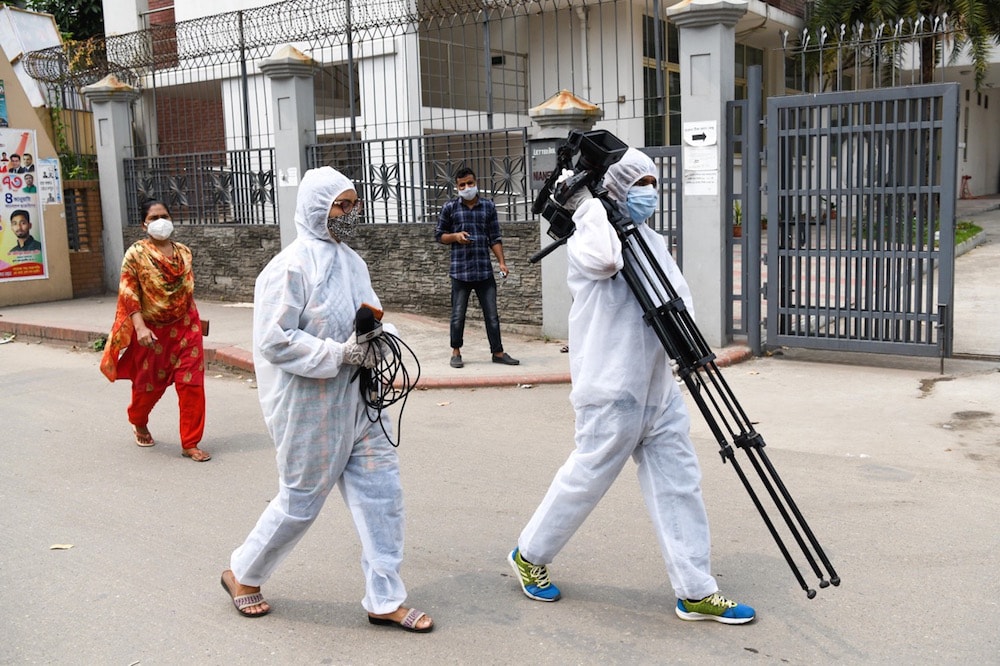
764,84,959,357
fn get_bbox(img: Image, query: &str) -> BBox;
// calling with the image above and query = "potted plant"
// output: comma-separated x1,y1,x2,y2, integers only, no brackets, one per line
733,200,743,238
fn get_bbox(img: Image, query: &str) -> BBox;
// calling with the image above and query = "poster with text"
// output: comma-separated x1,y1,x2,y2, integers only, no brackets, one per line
38,157,62,205
0,128,47,281
0,80,8,127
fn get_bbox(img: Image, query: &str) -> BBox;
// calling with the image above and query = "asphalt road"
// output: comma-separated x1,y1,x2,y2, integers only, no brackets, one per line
2,341,998,664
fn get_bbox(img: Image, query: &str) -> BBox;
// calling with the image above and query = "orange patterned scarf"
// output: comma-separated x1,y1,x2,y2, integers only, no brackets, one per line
100,239,201,382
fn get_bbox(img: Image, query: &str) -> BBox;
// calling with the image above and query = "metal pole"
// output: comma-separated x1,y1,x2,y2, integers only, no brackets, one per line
483,1,494,130
238,11,251,151
746,65,762,354
346,0,358,141
653,0,665,120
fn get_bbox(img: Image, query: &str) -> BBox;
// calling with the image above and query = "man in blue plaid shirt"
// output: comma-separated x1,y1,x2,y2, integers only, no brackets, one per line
434,167,519,368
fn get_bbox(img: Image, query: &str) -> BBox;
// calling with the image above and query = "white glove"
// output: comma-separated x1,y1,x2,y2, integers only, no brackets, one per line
554,168,593,210
343,333,378,369
669,358,684,388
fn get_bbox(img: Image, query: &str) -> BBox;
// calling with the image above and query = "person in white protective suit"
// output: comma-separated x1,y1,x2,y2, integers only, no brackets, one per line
508,148,755,624
221,167,433,633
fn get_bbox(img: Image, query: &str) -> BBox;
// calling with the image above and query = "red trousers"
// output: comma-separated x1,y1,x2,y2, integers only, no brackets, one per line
128,382,205,450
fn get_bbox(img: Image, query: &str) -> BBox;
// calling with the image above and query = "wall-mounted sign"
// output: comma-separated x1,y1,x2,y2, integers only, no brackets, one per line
0,80,8,127
682,121,717,147
0,129,47,281
529,139,562,191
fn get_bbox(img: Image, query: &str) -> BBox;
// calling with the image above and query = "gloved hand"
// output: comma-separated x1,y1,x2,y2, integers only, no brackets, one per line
669,358,685,388
554,168,593,210
343,333,379,369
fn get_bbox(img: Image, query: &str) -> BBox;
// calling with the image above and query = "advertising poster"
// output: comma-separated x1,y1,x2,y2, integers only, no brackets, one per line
0,128,47,281
0,80,7,127
38,157,62,205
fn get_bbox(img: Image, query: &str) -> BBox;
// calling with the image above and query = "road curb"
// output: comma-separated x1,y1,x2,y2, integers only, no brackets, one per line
2,319,754,389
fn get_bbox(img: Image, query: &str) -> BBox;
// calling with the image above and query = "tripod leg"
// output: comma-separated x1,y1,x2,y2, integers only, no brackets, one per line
611,209,839,597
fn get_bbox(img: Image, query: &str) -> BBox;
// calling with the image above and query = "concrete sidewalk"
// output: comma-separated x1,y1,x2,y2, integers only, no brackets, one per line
0,294,752,388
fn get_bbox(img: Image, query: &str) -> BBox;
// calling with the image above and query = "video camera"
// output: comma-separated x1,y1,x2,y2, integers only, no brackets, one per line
529,129,629,263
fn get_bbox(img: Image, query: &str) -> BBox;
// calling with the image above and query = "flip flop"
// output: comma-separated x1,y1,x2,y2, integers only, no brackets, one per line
182,448,212,462
368,607,434,633
132,425,155,447
220,570,270,618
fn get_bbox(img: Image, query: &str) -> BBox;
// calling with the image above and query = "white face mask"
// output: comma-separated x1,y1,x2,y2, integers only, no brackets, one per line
147,218,174,240
458,186,478,201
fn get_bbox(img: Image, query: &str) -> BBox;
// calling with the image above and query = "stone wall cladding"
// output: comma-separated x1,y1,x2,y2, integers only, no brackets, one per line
123,221,542,332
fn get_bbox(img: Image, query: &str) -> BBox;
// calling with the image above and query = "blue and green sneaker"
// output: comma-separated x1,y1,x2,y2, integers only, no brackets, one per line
675,592,755,624
508,548,561,602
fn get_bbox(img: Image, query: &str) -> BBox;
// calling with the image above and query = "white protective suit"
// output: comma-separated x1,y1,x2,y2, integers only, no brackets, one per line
231,167,407,615
518,149,718,600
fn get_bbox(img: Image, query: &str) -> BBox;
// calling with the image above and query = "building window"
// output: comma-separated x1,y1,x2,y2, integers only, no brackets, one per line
315,63,361,120
643,16,680,146
734,44,764,100
785,55,809,94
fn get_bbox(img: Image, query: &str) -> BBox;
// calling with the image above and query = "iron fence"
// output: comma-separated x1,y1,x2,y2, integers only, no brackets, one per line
23,0,809,237
781,17,976,93
123,149,276,226
307,128,530,225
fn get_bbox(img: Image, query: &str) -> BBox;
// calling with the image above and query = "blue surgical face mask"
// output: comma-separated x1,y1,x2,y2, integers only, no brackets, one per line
626,185,658,223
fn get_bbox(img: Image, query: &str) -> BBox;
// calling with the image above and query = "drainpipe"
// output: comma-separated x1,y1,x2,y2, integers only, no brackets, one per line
576,7,590,99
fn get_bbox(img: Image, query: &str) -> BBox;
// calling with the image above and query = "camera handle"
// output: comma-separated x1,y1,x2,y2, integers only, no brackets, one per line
602,198,840,598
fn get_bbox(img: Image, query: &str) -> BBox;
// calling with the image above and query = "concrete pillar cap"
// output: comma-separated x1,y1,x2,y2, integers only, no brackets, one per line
81,74,140,103
260,45,317,78
529,90,604,138
529,89,602,119
667,0,748,28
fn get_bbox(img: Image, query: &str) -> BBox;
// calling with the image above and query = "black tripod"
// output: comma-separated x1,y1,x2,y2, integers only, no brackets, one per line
530,142,840,597
608,199,839,597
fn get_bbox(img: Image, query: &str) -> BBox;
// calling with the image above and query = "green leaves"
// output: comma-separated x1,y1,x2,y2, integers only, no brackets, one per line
25,0,104,40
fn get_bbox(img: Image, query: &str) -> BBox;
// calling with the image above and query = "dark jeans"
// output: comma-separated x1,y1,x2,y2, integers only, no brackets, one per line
450,276,503,354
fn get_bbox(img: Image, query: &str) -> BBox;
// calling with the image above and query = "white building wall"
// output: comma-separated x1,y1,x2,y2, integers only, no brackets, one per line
172,0,275,22
102,0,144,36
960,86,1000,196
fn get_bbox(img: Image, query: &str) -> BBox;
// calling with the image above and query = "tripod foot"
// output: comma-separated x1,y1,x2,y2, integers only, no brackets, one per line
806,588,817,599
819,579,830,589
830,576,841,587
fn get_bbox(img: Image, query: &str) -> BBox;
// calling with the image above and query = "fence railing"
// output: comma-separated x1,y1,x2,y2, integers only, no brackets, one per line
780,17,975,93
123,148,276,225
307,128,530,225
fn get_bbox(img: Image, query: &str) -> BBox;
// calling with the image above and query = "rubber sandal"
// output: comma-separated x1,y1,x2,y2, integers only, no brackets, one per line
368,607,434,633
220,570,269,618
132,425,155,447
182,448,212,462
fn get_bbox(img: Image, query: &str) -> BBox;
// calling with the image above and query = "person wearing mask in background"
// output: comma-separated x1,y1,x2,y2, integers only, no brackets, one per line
434,167,518,368
221,167,433,633
507,148,756,625
99,199,211,462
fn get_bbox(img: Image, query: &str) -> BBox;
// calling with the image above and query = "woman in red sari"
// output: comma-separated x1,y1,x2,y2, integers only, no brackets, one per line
100,200,211,462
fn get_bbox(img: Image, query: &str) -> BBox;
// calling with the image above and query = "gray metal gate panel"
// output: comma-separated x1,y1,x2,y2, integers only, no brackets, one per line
641,146,684,268
765,84,959,357
726,66,763,352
